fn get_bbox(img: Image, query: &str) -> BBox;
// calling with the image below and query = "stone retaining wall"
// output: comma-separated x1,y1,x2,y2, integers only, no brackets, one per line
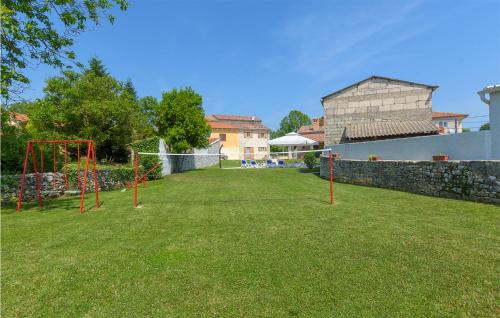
1,170,132,203
320,158,500,204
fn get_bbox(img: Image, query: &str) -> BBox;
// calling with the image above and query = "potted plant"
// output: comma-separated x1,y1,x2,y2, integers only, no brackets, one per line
368,154,380,161
432,153,449,161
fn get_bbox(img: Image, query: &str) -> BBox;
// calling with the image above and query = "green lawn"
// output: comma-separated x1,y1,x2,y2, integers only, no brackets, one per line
2,168,499,317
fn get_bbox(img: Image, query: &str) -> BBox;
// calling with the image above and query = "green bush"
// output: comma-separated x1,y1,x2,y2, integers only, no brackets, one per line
303,152,317,169
130,137,162,180
66,163,138,188
1,110,31,174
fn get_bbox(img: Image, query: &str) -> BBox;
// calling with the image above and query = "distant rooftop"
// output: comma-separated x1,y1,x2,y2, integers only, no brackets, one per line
432,112,468,119
207,114,261,122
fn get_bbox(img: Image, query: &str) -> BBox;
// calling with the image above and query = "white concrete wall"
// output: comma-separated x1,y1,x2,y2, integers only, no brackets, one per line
329,131,492,161
158,139,220,176
159,139,173,175
489,90,500,159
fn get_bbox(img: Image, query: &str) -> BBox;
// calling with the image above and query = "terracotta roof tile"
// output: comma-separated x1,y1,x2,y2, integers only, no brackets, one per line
432,112,468,119
211,114,261,122
11,112,28,122
301,133,324,142
208,121,269,131
298,125,324,134
208,122,238,129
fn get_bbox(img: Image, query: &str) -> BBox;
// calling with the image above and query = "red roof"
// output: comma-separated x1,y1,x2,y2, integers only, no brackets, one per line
298,125,324,134
211,114,261,122
11,112,28,122
207,114,269,131
302,133,324,142
208,121,269,131
432,112,468,119
208,122,238,129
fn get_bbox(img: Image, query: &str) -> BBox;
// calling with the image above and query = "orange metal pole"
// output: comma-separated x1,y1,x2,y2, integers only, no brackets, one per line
64,142,68,188
39,145,44,189
134,153,139,208
329,149,334,206
90,141,99,209
77,143,81,189
53,143,56,188
16,142,32,212
30,143,43,208
79,141,91,213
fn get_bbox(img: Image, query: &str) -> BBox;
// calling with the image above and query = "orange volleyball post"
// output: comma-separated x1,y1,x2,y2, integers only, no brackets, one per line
134,152,139,208
329,149,334,206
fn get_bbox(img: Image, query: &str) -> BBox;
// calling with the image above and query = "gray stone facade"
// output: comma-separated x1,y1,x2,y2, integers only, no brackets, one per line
320,158,500,204
322,77,436,144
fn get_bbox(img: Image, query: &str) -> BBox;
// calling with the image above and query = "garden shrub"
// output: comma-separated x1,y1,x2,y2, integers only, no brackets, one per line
130,137,162,180
304,152,317,169
66,163,137,188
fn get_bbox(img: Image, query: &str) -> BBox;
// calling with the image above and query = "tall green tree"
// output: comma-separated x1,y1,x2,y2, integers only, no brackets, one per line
278,110,312,135
139,96,159,127
124,78,138,100
1,108,31,173
26,58,151,162
154,87,211,153
1,0,128,101
85,57,109,77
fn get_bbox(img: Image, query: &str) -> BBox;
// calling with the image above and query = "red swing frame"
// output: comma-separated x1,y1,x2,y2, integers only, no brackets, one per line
16,139,99,214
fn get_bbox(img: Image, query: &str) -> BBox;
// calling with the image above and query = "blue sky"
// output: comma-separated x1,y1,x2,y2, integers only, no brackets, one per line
24,0,500,130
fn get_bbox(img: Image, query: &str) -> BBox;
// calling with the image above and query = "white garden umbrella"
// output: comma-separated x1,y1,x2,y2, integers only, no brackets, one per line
268,132,319,146
268,132,318,158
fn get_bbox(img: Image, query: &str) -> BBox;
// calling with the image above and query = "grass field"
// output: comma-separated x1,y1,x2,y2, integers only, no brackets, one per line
2,167,499,317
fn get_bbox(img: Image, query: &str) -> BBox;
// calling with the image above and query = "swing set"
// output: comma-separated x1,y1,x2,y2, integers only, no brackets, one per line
16,139,99,214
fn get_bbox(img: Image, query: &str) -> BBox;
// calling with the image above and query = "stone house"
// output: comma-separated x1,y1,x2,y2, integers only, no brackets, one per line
206,114,270,160
321,76,440,145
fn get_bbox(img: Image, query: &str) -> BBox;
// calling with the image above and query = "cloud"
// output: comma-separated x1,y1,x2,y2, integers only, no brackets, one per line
273,0,429,79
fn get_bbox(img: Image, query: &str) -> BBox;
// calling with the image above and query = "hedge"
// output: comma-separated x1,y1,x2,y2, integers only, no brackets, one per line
130,137,162,180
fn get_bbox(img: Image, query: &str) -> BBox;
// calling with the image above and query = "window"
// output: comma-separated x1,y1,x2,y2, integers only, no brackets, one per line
258,147,267,152
244,131,252,138
259,132,267,139
443,122,448,127
219,133,226,141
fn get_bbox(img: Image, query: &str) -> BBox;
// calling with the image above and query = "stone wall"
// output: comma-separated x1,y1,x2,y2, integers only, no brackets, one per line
320,158,500,204
1,170,133,203
322,77,434,145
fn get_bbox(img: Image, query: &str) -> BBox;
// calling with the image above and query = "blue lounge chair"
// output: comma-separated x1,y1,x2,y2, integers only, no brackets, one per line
250,160,258,168
241,160,248,168
266,159,276,168
278,160,286,168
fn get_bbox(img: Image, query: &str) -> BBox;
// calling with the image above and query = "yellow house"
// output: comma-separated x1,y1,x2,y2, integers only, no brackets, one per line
207,114,270,160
